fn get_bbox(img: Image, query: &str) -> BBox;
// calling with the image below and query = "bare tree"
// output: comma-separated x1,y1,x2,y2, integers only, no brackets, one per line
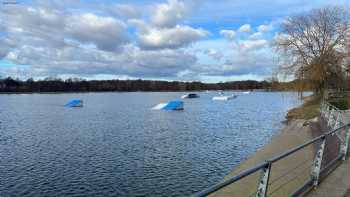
273,6,350,94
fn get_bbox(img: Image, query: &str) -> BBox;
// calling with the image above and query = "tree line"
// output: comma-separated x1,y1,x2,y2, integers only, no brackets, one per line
0,77,301,93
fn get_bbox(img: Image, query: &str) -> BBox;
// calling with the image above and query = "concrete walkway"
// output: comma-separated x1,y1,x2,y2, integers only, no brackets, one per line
210,119,316,197
307,159,350,197
307,107,350,197
207,104,350,197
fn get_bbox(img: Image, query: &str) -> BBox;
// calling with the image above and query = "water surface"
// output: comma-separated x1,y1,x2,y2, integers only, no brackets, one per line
0,91,304,196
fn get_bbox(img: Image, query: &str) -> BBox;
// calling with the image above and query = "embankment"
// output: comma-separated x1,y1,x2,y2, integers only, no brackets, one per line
210,118,321,196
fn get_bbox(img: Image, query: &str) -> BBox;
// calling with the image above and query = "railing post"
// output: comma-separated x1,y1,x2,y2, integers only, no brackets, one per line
340,126,350,161
325,104,330,119
255,162,271,197
321,102,326,118
328,109,334,128
311,136,326,186
334,113,340,129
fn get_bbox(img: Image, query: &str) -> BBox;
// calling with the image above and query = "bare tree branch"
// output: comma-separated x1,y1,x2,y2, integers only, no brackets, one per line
273,6,350,93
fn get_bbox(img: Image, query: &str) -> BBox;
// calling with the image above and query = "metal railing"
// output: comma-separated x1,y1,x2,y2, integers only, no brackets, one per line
320,101,348,130
193,102,350,197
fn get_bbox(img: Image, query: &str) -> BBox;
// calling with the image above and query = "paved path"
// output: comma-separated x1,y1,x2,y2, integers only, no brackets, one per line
307,109,350,197
307,159,350,197
208,107,350,197
210,120,315,197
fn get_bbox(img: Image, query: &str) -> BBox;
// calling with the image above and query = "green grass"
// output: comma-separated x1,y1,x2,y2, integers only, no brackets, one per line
286,94,350,121
329,98,350,110
286,95,321,120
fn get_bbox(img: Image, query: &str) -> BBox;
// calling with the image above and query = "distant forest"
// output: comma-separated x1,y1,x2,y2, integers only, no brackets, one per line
0,77,305,93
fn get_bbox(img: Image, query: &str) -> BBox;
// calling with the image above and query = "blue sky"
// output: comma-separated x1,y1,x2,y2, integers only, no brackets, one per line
0,0,349,82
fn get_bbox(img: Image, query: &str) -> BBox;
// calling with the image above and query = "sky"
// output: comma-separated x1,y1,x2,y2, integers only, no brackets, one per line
0,0,349,82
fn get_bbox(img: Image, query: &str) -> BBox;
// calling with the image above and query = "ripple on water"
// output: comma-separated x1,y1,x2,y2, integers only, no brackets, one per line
0,92,306,197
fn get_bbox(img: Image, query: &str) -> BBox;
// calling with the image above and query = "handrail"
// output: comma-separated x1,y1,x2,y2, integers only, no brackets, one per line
193,162,268,197
193,122,350,197
320,101,348,129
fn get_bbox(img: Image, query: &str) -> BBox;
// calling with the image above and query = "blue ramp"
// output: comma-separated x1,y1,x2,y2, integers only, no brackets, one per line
152,100,184,110
65,99,83,107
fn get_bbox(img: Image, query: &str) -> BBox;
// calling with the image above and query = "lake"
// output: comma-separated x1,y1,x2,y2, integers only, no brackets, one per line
0,91,304,197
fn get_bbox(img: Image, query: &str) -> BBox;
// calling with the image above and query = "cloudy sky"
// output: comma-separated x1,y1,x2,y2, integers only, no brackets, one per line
0,0,349,82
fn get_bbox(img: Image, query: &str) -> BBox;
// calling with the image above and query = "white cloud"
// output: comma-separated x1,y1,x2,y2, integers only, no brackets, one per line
273,32,290,43
220,30,236,40
138,25,208,50
0,1,210,79
248,23,273,40
128,47,197,77
0,39,12,59
189,48,273,77
132,0,208,50
5,51,18,61
189,36,274,79
65,13,129,51
238,39,269,50
151,0,190,28
0,0,279,81
238,24,251,33
128,19,149,32
203,49,223,61
257,24,273,32
1,6,66,47
106,4,142,19
249,32,263,40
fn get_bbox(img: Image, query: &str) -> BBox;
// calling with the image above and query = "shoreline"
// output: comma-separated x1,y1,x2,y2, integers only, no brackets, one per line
210,119,317,196
210,97,323,196
0,89,302,95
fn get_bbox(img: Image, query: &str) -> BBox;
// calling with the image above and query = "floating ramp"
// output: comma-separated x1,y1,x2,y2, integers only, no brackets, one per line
65,99,83,107
212,95,237,101
181,93,200,99
152,101,184,110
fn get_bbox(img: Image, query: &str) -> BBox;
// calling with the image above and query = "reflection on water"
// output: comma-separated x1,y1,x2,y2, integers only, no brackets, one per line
0,91,304,196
